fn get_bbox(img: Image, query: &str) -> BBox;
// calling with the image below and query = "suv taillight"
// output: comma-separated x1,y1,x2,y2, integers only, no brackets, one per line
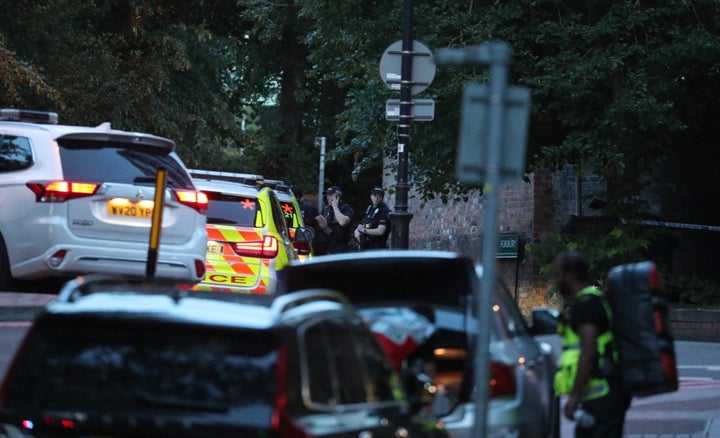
292,240,312,256
27,181,99,202
195,259,206,278
490,362,517,398
271,346,310,438
173,189,208,214
232,236,279,259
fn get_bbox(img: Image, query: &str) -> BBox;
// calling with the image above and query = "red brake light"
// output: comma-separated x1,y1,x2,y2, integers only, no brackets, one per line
272,346,309,438
293,240,312,256
26,180,99,202
194,259,206,278
233,235,279,258
490,362,517,398
174,189,208,214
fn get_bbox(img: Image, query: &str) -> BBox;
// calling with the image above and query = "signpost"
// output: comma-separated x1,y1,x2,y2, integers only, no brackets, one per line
379,0,436,249
435,42,530,438
379,40,436,95
385,99,434,122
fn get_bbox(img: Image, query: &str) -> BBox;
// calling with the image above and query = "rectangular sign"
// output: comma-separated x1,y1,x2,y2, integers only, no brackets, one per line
386,99,435,122
496,233,520,259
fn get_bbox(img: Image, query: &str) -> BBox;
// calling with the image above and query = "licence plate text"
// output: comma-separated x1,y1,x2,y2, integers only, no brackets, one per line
108,200,154,219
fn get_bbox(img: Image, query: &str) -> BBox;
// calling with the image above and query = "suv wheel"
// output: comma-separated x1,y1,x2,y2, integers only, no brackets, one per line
0,234,13,291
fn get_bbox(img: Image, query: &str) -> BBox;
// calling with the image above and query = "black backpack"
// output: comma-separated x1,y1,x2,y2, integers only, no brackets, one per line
605,261,679,397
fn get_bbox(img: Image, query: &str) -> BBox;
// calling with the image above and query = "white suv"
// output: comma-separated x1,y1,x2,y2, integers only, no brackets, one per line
0,109,208,289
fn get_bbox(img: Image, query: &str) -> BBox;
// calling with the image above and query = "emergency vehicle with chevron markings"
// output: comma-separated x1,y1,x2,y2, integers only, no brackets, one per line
188,170,311,294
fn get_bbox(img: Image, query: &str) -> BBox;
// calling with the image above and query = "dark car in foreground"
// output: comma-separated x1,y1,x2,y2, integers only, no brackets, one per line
278,250,561,438
0,275,447,437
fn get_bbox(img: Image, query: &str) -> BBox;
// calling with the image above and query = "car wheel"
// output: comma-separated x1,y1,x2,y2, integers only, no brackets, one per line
0,234,13,291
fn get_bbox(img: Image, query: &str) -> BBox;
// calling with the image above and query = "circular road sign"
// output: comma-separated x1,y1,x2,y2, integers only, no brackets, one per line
379,40,436,95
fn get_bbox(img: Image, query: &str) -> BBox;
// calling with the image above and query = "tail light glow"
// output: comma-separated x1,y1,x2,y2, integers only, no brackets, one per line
490,362,517,398
27,181,99,202
174,189,208,214
271,346,310,438
233,235,279,258
293,240,312,256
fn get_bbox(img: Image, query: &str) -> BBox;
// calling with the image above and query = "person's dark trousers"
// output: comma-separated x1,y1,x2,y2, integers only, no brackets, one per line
575,382,632,438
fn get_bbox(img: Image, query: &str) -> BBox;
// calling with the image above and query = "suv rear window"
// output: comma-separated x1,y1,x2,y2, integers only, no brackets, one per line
205,193,263,227
4,317,279,428
58,140,194,189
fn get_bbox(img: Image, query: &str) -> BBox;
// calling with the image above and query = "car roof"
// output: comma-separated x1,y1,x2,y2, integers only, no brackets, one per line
279,250,478,308
46,277,352,331
0,121,175,150
46,293,278,330
192,177,262,197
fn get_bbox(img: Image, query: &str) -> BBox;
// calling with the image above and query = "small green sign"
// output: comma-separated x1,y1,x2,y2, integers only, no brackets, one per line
497,234,520,259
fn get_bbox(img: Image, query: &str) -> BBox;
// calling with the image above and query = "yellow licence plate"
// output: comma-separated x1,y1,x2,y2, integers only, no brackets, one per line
207,241,224,254
107,199,154,219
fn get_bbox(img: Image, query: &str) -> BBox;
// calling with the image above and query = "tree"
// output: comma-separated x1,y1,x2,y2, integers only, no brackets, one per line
0,36,59,107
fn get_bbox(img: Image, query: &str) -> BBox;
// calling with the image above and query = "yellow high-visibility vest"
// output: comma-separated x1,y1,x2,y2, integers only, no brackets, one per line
554,286,616,401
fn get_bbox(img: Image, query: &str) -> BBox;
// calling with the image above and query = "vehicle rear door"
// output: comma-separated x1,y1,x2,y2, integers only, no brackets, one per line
57,135,203,245
202,190,266,289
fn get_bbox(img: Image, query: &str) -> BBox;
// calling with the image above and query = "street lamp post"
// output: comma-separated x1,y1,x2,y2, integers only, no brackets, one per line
389,0,414,250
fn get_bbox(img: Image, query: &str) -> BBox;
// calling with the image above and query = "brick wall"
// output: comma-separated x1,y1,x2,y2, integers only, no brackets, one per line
381,162,606,314
383,166,565,314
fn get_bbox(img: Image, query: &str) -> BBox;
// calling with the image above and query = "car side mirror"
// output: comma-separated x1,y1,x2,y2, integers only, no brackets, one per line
528,307,559,336
292,226,314,256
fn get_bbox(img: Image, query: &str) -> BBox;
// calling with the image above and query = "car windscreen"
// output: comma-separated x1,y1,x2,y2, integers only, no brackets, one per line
205,193,262,227
58,140,194,189
4,317,279,428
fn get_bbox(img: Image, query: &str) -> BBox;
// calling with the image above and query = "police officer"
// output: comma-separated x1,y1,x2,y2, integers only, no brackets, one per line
553,251,631,438
315,186,354,254
354,187,391,250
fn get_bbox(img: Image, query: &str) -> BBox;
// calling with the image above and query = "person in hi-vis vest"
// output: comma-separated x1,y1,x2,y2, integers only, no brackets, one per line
553,251,631,438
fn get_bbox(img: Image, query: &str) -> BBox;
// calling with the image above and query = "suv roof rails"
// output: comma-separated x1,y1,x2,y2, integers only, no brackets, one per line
0,109,59,125
56,274,182,303
188,169,264,186
270,289,351,314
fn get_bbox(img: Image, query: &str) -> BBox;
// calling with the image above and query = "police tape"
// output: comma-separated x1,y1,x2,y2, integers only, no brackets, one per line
640,220,720,233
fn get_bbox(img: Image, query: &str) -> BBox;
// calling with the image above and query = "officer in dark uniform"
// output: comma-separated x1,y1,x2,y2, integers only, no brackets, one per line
354,187,391,250
315,186,354,254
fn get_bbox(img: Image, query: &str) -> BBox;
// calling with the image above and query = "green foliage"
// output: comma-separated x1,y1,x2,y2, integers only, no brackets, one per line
667,274,720,306
2,0,720,210
526,223,657,289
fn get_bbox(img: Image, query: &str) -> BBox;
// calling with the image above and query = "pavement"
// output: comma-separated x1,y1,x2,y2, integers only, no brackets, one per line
0,292,56,322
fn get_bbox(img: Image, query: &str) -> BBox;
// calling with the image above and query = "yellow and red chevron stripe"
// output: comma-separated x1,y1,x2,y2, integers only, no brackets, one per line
200,224,268,292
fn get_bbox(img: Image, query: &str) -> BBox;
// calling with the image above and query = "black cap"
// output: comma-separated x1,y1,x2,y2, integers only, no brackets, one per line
370,187,384,196
325,186,342,195
290,185,303,199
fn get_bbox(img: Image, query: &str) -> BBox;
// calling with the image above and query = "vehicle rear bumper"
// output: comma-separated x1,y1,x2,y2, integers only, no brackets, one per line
11,241,206,283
